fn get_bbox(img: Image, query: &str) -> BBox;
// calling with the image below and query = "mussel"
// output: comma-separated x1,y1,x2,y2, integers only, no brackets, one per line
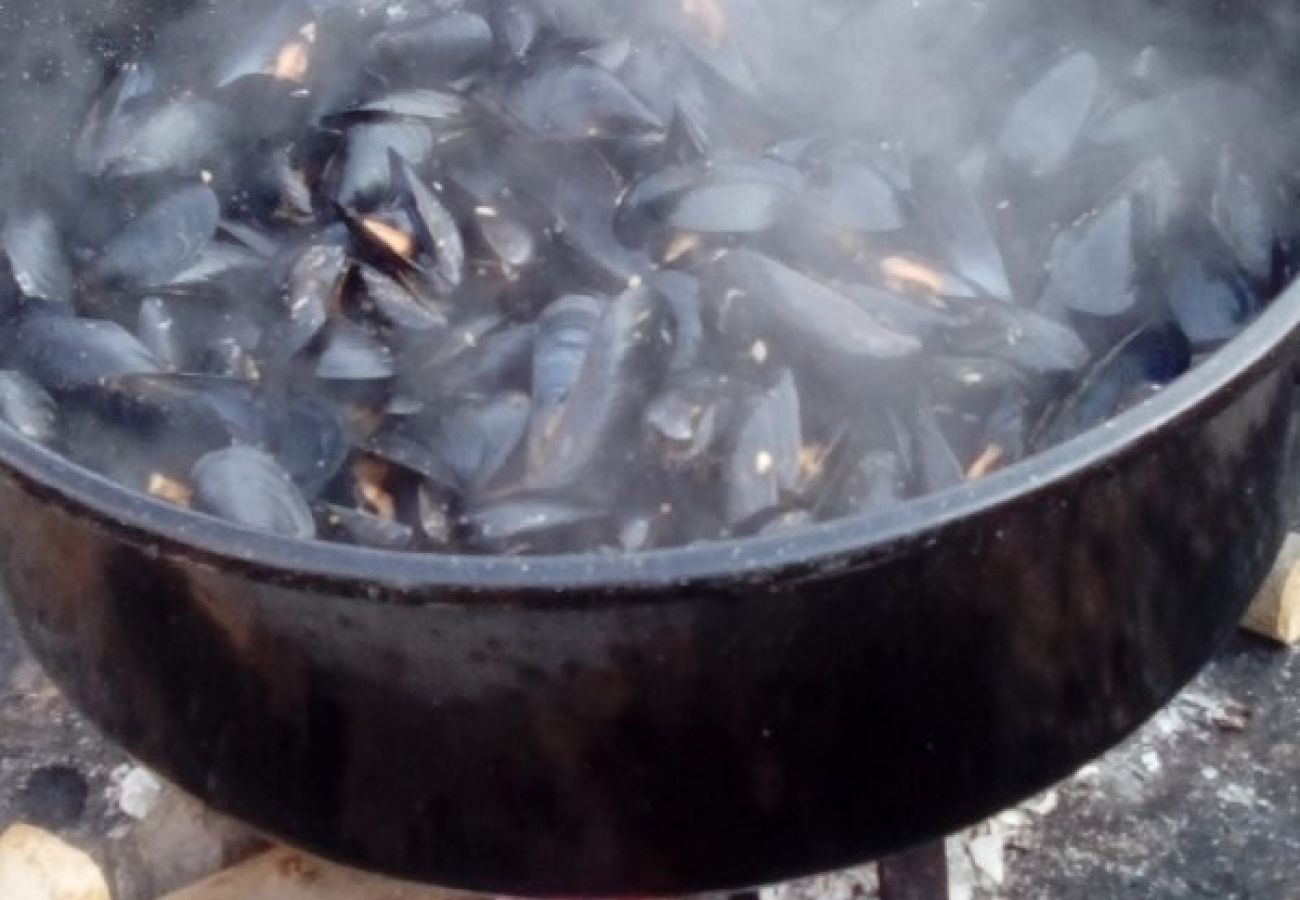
0,0,1287,557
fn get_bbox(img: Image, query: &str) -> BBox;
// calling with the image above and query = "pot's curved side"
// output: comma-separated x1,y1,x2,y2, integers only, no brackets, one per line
0,355,1291,896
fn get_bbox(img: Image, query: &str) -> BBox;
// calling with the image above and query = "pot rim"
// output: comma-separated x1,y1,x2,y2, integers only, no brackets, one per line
2,288,1298,602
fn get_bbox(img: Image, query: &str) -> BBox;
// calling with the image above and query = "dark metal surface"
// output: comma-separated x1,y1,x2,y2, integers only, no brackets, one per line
0,1,1298,896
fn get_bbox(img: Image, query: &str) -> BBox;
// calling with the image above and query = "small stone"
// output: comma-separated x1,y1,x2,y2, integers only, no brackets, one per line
116,766,163,820
1026,789,1059,816
1210,702,1250,732
0,824,111,900
967,832,1007,885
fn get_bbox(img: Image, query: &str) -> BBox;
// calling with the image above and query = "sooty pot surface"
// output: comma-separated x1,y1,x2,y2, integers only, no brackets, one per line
0,0,1299,895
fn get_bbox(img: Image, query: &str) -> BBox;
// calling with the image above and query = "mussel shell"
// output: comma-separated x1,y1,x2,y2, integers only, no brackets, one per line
643,369,742,471
334,89,468,124
315,322,396,381
1039,194,1140,317
527,284,675,493
3,206,74,305
500,57,665,140
618,158,799,244
705,249,922,388
461,493,608,554
210,0,316,87
949,303,1090,373
279,243,350,355
357,265,449,334
815,448,905,517
809,159,905,234
532,293,602,410
390,150,466,292
87,185,221,290
75,61,159,177
474,211,538,274
404,319,536,403
93,99,238,180
425,391,531,493
137,297,183,370
649,270,704,373
911,160,1012,302
17,315,161,393
166,241,267,291
318,502,414,549
1165,251,1260,349
997,51,1099,177
191,446,317,538
1211,151,1287,283
333,121,435,210
1033,322,1191,448
57,373,263,488
907,402,965,494
368,11,495,84
724,369,803,527
493,1,546,61
0,370,57,445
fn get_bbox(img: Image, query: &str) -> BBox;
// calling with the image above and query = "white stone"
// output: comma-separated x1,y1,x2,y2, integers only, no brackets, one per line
117,767,164,820
0,824,110,900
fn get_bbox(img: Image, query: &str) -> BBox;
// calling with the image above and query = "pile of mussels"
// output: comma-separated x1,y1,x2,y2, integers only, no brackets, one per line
0,0,1295,554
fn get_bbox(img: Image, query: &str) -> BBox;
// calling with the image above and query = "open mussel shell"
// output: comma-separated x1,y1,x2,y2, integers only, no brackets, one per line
388,149,466,292
209,0,317,88
356,264,449,334
332,121,436,211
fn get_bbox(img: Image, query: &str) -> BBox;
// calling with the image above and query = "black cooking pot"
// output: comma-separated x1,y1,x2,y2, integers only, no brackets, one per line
2,1,1300,896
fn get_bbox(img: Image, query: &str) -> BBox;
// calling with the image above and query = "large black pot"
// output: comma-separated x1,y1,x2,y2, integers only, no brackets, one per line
2,1,1300,896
